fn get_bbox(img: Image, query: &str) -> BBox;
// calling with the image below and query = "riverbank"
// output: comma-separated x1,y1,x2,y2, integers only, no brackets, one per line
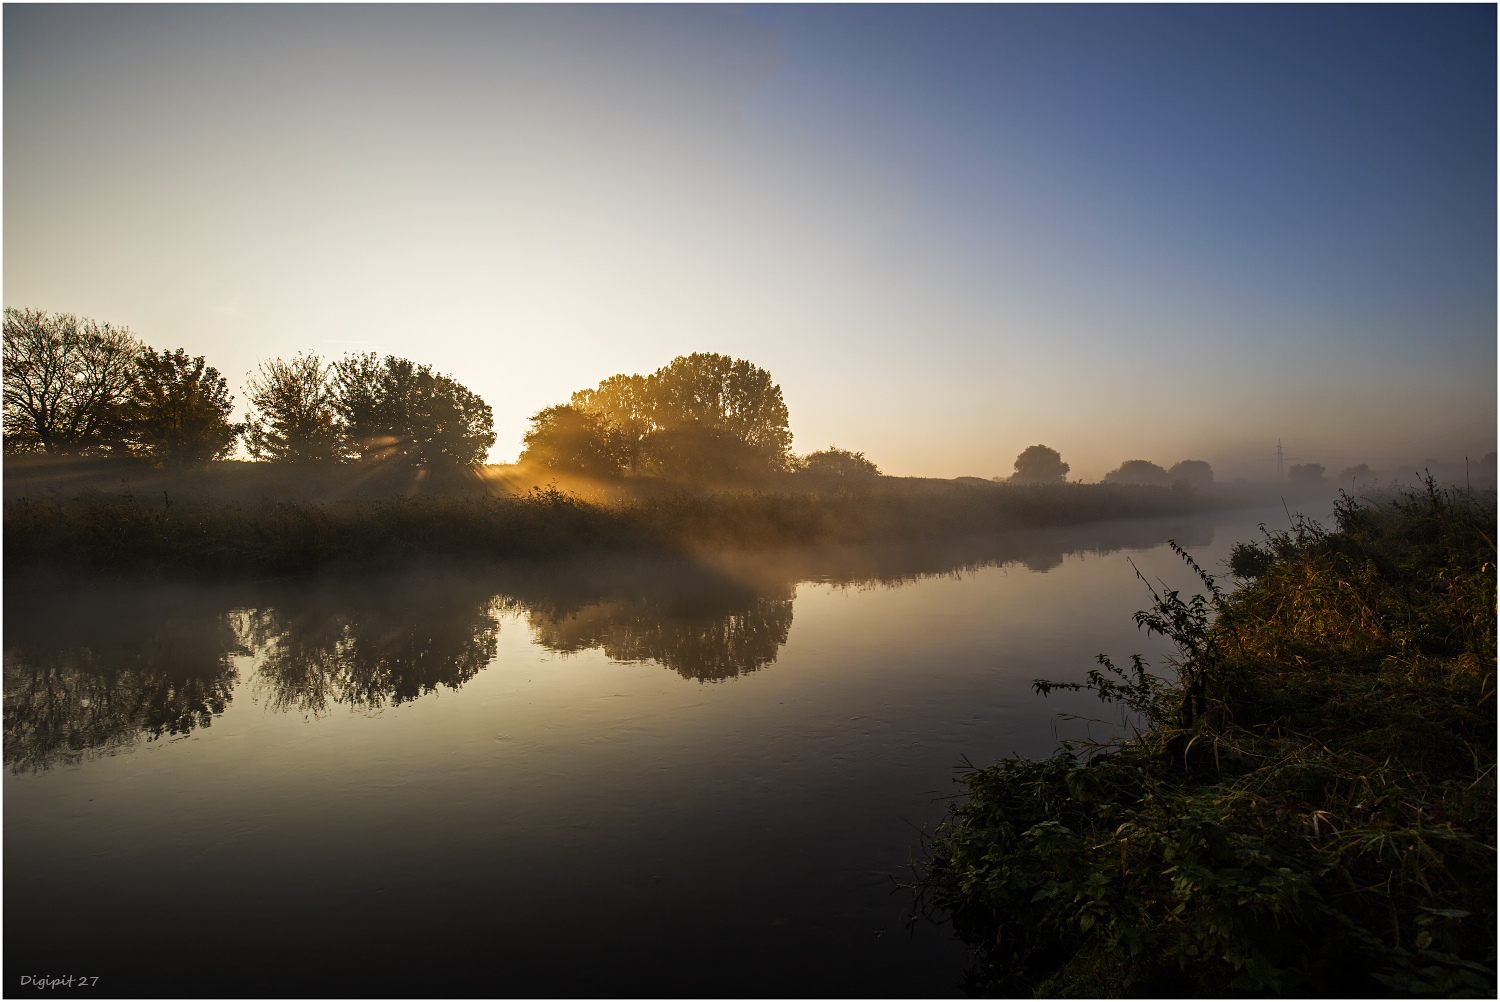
4,473,1240,577
918,482,1496,997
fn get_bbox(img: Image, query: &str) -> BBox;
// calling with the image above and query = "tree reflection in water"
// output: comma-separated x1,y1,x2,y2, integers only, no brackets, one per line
241,583,501,715
522,590,794,682
3,584,246,772
4,511,1222,770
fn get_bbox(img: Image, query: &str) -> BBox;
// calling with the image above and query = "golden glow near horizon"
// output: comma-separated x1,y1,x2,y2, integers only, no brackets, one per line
5,7,1494,481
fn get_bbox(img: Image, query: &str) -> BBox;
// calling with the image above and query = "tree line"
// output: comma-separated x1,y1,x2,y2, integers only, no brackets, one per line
1000,445,1215,487
1,308,494,467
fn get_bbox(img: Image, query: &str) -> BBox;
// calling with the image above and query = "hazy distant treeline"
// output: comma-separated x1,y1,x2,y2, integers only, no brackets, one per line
996,445,1216,489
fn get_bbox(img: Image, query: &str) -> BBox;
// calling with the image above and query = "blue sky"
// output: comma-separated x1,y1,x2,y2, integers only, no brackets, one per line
5,5,1494,478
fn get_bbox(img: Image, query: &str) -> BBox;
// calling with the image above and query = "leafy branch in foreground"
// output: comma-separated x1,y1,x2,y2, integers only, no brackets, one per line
918,480,1496,997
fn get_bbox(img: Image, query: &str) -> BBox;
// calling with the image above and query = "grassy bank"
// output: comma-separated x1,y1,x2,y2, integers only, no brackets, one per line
918,482,1496,997
4,479,1223,577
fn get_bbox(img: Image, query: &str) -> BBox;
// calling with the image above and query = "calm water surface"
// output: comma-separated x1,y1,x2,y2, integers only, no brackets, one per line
5,506,1308,997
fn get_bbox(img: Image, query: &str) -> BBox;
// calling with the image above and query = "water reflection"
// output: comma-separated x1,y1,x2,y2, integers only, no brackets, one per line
523,590,794,682
3,586,245,772
241,584,501,715
4,512,1221,770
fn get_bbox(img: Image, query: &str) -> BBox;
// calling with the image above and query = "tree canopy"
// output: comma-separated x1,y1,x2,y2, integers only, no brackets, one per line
1010,445,1070,484
332,353,494,467
244,353,342,463
798,446,881,478
3,308,141,453
1103,459,1170,485
543,352,793,482
520,404,626,477
1165,460,1214,488
118,348,241,465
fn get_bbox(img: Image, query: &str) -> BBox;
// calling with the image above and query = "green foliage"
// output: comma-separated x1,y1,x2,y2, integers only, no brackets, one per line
919,482,1496,997
331,352,494,467
117,348,242,466
520,404,627,477
566,352,793,482
244,352,342,462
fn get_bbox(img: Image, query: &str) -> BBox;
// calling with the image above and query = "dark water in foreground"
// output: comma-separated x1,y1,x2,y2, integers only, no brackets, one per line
5,506,1304,998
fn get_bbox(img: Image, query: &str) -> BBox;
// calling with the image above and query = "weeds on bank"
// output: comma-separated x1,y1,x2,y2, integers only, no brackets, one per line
918,479,1496,997
4,481,1215,576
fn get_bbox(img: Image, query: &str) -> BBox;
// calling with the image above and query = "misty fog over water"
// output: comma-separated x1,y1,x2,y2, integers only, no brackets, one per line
4,505,1314,996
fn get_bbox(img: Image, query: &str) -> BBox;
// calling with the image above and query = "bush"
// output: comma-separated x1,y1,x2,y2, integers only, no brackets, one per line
918,480,1496,997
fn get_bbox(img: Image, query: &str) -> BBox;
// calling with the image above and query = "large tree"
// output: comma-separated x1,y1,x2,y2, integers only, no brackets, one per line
649,352,792,464
1166,459,1214,488
568,353,793,480
569,372,653,473
119,348,242,465
2,308,141,453
1102,459,1170,485
331,353,494,467
520,404,626,477
1009,445,1070,484
244,353,342,462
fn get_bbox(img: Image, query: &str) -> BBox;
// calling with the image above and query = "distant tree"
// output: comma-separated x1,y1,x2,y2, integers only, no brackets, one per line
520,404,626,477
1103,460,1170,486
1166,460,1214,489
330,353,494,467
1010,445,1070,484
2,308,141,453
244,353,342,462
798,446,881,478
119,348,242,465
1288,463,1326,484
1336,463,1378,485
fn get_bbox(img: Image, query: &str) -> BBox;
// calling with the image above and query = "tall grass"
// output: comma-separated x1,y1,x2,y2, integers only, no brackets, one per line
4,481,1219,577
917,480,1496,997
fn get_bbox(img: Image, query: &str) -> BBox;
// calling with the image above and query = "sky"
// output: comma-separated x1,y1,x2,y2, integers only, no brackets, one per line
5,4,1495,480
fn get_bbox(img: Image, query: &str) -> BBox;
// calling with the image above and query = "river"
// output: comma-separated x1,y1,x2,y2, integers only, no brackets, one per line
4,504,1314,997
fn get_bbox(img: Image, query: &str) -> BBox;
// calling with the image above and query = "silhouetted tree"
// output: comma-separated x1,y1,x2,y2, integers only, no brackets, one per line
118,348,242,465
570,373,654,473
331,353,494,467
1288,463,1326,484
520,404,626,476
568,353,793,481
1336,463,1378,485
1103,460,1169,485
648,353,792,469
1010,445,1070,484
244,353,342,462
2,308,141,453
798,446,881,477
1166,460,1214,489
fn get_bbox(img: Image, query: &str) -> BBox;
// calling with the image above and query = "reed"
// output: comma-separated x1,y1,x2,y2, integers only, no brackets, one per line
4,480,1220,577
917,479,1496,997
